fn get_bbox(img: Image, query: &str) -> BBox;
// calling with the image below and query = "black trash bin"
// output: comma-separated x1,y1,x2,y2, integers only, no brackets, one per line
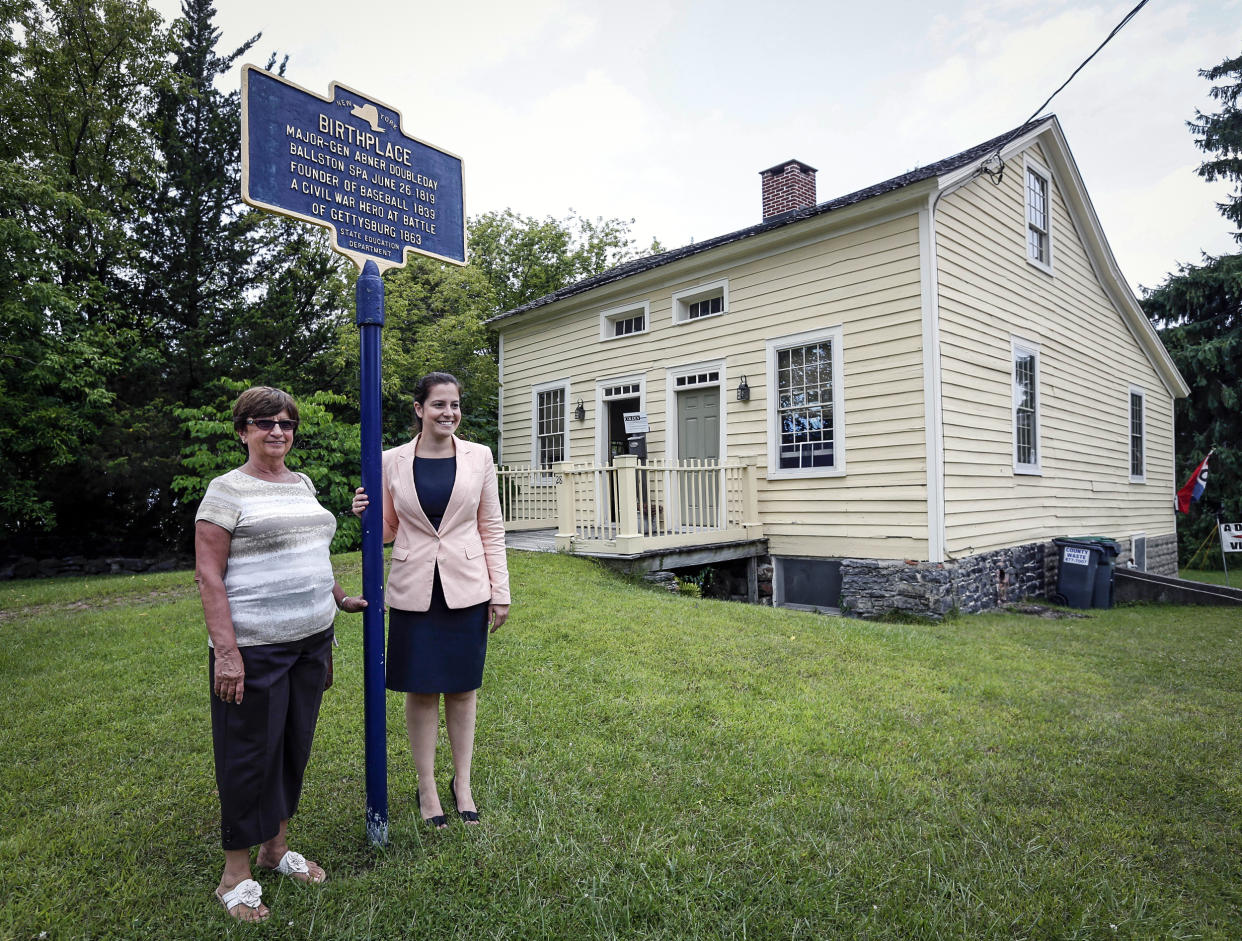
1052,538,1100,609
1077,537,1121,609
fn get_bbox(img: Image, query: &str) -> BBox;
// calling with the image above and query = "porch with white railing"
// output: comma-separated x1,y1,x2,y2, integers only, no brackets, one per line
497,455,762,556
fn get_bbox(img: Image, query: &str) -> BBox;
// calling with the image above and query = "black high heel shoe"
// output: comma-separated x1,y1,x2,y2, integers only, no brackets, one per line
449,775,480,824
416,788,448,829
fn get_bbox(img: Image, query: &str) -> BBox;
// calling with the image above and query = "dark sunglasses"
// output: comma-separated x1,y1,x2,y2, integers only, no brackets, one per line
246,418,299,432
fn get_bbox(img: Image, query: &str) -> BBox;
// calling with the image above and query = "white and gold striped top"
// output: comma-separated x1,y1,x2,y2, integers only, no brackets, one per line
195,469,337,647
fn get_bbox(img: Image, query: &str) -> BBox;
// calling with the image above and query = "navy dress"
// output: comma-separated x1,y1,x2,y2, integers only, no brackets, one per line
386,456,490,694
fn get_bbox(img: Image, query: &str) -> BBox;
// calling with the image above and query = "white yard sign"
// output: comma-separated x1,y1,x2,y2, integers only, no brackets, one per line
623,412,650,434
1220,522,1242,553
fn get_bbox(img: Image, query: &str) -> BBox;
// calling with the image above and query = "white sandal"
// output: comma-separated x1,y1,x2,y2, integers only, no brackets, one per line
216,879,266,921
269,849,325,883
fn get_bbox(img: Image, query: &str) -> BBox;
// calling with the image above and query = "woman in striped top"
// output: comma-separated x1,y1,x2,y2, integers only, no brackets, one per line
194,387,366,923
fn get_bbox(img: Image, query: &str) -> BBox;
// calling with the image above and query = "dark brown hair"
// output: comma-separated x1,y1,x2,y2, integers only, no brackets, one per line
411,372,463,431
232,386,300,433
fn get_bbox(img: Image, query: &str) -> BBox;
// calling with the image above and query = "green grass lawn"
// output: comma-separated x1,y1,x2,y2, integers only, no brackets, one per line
1,553,1239,940
1180,568,1241,589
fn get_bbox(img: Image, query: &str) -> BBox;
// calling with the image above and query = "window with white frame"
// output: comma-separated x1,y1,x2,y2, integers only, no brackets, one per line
1025,158,1053,272
1129,386,1145,481
532,381,569,470
672,279,728,324
766,326,845,477
600,301,648,340
1012,338,1041,474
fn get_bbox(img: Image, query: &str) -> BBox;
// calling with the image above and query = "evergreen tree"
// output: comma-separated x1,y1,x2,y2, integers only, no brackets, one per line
135,0,259,402
1144,48,1242,567
1190,52,1242,242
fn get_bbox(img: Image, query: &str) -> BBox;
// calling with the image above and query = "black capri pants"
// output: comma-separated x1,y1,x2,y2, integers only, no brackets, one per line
209,627,333,850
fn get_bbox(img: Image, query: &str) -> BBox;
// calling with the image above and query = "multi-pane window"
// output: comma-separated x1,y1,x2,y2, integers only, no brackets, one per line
536,388,565,468
687,295,723,319
1129,389,1145,480
601,302,648,340
776,340,835,470
613,314,644,336
1026,165,1050,268
1013,341,1040,472
673,280,728,323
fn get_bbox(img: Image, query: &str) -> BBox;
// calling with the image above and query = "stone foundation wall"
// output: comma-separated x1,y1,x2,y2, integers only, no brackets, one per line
699,556,774,604
1140,533,1178,576
840,542,1054,620
0,555,191,580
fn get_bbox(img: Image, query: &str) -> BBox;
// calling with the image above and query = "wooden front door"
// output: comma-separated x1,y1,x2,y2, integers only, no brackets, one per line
676,388,720,526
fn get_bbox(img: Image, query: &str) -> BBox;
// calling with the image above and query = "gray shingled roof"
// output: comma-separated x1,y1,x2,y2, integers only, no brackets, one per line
486,117,1052,325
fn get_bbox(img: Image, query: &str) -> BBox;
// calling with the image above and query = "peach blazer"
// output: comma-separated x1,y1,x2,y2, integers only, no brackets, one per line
380,435,510,612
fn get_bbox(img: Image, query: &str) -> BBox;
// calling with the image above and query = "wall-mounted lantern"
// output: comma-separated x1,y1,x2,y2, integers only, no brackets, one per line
736,376,750,402
574,399,586,421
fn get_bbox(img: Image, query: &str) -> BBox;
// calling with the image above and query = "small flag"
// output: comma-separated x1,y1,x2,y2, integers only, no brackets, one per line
1176,451,1212,514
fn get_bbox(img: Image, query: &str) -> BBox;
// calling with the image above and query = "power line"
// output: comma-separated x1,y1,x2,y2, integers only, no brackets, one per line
983,0,1151,183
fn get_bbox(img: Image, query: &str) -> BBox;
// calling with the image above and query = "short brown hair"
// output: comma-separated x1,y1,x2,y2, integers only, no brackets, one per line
232,386,300,432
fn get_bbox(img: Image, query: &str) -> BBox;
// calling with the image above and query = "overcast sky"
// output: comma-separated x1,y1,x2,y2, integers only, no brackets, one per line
152,0,1242,293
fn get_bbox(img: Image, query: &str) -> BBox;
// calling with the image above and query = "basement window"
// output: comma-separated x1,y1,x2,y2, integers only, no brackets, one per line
773,557,842,612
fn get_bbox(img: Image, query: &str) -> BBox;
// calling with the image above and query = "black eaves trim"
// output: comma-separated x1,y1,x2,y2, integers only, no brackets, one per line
486,117,1052,325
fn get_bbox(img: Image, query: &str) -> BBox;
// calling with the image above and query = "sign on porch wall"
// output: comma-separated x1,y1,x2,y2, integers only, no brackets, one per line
623,411,650,434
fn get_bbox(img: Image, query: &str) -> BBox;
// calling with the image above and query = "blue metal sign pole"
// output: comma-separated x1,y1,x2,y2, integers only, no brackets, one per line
240,65,465,847
356,261,388,845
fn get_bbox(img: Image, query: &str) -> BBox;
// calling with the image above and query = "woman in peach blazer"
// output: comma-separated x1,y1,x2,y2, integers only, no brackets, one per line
352,372,509,828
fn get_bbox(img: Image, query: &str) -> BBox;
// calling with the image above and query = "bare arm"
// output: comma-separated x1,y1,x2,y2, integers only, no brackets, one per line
194,520,247,704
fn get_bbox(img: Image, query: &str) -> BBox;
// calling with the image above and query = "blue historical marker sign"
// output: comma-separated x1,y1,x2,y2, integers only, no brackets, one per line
242,64,465,270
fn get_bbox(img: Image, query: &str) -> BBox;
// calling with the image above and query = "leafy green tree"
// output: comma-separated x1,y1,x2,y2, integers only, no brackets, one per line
362,256,498,448
0,0,172,556
0,164,120,540
174,382,363,552
468,209,653,313
236,214,354,394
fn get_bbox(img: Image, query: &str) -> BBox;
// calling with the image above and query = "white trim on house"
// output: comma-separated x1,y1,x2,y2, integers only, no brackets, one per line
594,374,647,464
765,325,846,480
664,359,727,463
1011,335,1042,476
531,378,570,471
496,333,504,464
599,300,650,341
919,199,947,563
1129,384,1146,483
1023,154,1054,275
934,122,1183,399
671,279,729,325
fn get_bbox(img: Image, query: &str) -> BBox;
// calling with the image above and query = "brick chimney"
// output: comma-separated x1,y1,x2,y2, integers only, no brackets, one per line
760,159,818,219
